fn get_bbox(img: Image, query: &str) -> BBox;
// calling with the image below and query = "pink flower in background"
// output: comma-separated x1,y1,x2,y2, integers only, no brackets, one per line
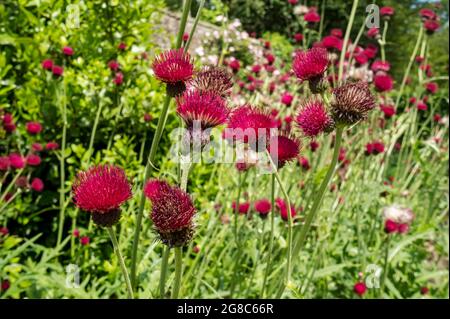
232,201,250,214
293,33,303,43
108,60,120,71
26,154,41,166
229,59,241,73
113,72,124,85
182,33,189,42
371,60,391,73
298,156,310,171
424,19,440,33
254,199,271,216
41,59,53,71
330,28,343,38
304,10,320,23
281,92,294,106
380,6,395,17
80,236,90,246
425,82,438,94
73,229,80,237
52,65,63,77
374,74,394,92
9,153,25,169
0,156,10,171
417,100,428,111
322,35,342,51
252,64,262,74
275,198,297,221
354,282,367,296
267,133,301,168
62,46,74,56
26,121,42,134
380,104,396,119
46,141,59,150
117,42,127,50
31,178,44,192
310,140,319,152
419,8,437,20
367,27,379,38
32,143,43,152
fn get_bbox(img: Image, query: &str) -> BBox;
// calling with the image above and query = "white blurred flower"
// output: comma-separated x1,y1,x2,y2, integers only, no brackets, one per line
383,205,415,224
294,5,310,15
207,55,218,65
195,46,205,57
213,30,220,39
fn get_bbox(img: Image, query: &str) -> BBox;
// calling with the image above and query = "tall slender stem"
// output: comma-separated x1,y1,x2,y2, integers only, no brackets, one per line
0,169,24,212
184,0,205,51
107,227,134,299
158,246,170,298
130,0,193,289
260,174,276,298
265,151,293,298
338,0,359,81
57,79,68,246
171,246,183,298
380,20,389,62
379,235,391,298
394,26,424,109
293,127,343,258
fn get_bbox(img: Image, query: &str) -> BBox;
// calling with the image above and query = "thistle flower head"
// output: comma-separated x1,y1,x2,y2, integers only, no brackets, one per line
330,81,376,126
296,100,334,137
144,179,196,247
226,105,275,147
151,49,194,95
267,132,301,168
177,90,229,129
292,47,329,82
189,66,233,98
72,165,132,226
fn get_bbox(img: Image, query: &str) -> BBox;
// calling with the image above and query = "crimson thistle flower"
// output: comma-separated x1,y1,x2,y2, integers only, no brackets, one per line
151,48,194,97
292,47,329,93
267,132,301,169
330,81,376,126
296,100,334,137
144,179,196,247
72,165,132,227
226,105,275,149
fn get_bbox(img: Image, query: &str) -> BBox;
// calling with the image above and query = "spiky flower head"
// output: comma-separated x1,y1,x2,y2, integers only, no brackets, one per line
267,132,301,168
177,90,228,129
292,47,329,93
151,49,194,97
226,105,276,148
144,179,196,247
72,165,132,227
189,66,233,98
254,198,272,217
296,100,334,137
330,81,376,126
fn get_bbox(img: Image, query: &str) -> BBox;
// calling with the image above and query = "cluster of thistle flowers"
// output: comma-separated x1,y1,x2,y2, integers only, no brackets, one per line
71,163,197,247
0,112,59,197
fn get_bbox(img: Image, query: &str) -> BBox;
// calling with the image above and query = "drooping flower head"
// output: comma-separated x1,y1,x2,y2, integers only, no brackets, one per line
62,46,74,56
267,132,301,169
382,204,414,234
296,99,334,137
151,48,194,97
189,66,233,98
31,178,44,192
354,282,367,296
144,179,196,247
330,81,376,126
72,165,132,227
42,59,53,71
292,47,329,93
380,6,395,18
226,105,275,149
304,10,320,23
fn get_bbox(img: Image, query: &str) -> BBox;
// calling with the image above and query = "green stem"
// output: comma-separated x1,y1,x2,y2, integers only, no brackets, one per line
57,79,68,246
107,227,134,299
171,246,183,299
379,235,391,298
0,168,24,208
394,26,424,109
233,172,243,244
158,246,170,298
130,0,193,289
260,174,276,298
265,151,293,298
130,95,171,288
380,20,388,62
184,0,205,51
293,127,343,259
338,0,359,81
